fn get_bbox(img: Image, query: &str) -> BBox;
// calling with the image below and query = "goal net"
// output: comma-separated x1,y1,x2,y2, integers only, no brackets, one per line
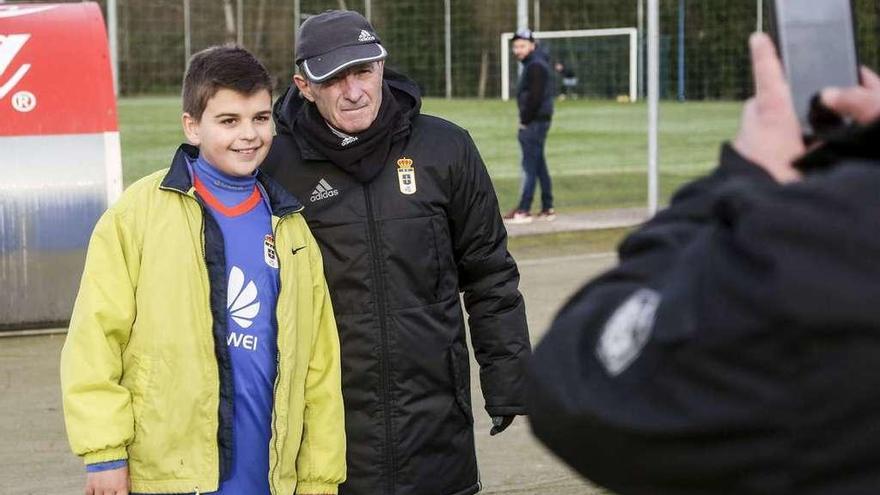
501,28,638,102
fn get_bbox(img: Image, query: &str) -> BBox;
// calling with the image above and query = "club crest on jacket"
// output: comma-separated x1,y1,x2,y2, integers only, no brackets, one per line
397,156,416,195
596,288,659,376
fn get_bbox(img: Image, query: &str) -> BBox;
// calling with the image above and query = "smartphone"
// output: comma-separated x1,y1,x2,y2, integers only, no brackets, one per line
770,0,860,137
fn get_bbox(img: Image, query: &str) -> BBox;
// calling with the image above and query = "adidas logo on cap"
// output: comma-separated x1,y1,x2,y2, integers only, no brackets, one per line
358,29,376,42
310,178,340,203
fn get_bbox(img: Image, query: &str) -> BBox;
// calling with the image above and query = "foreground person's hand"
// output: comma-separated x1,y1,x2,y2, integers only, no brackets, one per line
821,66,880,125
733,33,804,184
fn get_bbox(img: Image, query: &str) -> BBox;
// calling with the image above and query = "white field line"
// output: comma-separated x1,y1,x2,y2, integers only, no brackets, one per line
489,165,713,179
0,327,67,338
518,252,617,267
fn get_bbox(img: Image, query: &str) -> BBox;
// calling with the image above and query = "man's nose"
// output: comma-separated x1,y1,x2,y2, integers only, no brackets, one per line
340,74,365,102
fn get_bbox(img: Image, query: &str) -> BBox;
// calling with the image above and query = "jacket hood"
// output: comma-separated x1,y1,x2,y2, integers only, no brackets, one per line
273,67,422,137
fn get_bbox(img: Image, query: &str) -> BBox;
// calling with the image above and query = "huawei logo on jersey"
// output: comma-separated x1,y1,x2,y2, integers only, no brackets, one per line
227,266,260,328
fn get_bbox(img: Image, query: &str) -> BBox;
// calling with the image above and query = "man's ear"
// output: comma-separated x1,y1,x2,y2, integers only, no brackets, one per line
293,75,315,102
182,112,201,146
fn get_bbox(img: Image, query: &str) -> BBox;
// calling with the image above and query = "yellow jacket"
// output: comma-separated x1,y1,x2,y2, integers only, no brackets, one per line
60,145,345,494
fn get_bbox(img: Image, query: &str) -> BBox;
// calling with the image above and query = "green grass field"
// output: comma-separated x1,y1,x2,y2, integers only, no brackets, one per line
119,97,741,211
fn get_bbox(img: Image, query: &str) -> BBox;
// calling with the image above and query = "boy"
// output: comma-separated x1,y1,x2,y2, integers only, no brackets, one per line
60,45,345,495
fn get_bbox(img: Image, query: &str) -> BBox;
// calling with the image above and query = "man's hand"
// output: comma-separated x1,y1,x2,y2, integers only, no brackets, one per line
85,465,129,495
821,66,880,125
490,415,514,436
733,33,803,184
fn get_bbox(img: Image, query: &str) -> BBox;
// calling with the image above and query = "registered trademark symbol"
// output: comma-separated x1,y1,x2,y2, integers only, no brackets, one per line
11,90,36,112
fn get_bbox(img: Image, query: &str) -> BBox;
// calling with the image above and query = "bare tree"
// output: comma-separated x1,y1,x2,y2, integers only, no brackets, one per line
253,0,268,53
223,0,236,43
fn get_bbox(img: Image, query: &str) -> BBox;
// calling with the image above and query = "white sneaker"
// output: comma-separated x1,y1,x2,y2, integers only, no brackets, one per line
537,209,557,221
503,209,533,224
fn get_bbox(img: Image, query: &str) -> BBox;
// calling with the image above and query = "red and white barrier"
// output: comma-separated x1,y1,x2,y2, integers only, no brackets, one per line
0,2,121,329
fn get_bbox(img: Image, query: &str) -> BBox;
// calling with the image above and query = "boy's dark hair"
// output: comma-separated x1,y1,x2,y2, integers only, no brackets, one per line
182,44,272,121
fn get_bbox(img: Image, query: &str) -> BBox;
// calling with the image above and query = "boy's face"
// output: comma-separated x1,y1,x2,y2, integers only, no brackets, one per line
182,88,273,177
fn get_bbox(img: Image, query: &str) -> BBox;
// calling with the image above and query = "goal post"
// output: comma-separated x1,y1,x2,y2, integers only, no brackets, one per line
500,27,639,102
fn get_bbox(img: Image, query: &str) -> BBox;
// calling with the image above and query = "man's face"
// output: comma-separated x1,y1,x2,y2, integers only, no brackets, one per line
513,39,535,61
182,88,273,177
295,61,384,134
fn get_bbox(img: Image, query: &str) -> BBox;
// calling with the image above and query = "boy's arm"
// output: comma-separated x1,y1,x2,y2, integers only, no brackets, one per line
60,207,140,466
295,231,346,494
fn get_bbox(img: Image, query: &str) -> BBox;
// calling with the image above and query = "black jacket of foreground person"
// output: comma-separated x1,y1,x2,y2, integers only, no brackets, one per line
528,122,880,495
262,70,531,495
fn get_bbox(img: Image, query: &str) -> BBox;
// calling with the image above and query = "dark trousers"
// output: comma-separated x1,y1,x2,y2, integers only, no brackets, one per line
517,120,553,212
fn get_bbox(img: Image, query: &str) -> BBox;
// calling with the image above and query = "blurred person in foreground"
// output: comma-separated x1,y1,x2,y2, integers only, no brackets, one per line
60,46,344,495
503,29,556,224
261,10,531,495
527,32,880,495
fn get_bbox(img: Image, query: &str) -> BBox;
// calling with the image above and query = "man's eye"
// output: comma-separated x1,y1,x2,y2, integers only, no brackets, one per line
221,119,236,125
255,115,270,123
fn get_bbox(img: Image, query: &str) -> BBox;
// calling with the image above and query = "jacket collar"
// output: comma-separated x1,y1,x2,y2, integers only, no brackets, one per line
161,143,304,217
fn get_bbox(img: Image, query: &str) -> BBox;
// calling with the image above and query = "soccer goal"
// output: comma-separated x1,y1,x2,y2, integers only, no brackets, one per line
500,28,638,102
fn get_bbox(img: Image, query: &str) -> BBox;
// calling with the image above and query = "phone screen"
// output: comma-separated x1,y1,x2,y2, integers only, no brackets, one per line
773,0,859,134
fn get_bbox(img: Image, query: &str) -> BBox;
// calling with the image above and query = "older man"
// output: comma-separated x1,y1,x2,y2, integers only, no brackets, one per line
261,10,531,495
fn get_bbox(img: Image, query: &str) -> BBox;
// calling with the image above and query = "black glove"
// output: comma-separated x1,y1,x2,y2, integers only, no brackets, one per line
489,415,514,436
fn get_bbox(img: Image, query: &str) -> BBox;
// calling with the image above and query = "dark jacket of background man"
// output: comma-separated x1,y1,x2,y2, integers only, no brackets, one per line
517,49,554,125
527,125,880,495
263,70,531,495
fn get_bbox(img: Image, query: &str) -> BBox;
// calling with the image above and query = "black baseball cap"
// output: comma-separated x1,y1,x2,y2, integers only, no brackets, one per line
296,10,387,83
512,29,535,43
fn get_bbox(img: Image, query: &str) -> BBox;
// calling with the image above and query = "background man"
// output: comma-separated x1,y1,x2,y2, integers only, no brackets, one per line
262,10,531,495
555,61,578,100
504,29,556,224
528,33,880,495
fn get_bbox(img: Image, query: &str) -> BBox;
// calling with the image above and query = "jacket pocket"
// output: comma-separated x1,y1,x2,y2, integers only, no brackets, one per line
447,342,474,425
381,215,443,308
122,354,154,436
429,215,457,300
429,218,444,301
